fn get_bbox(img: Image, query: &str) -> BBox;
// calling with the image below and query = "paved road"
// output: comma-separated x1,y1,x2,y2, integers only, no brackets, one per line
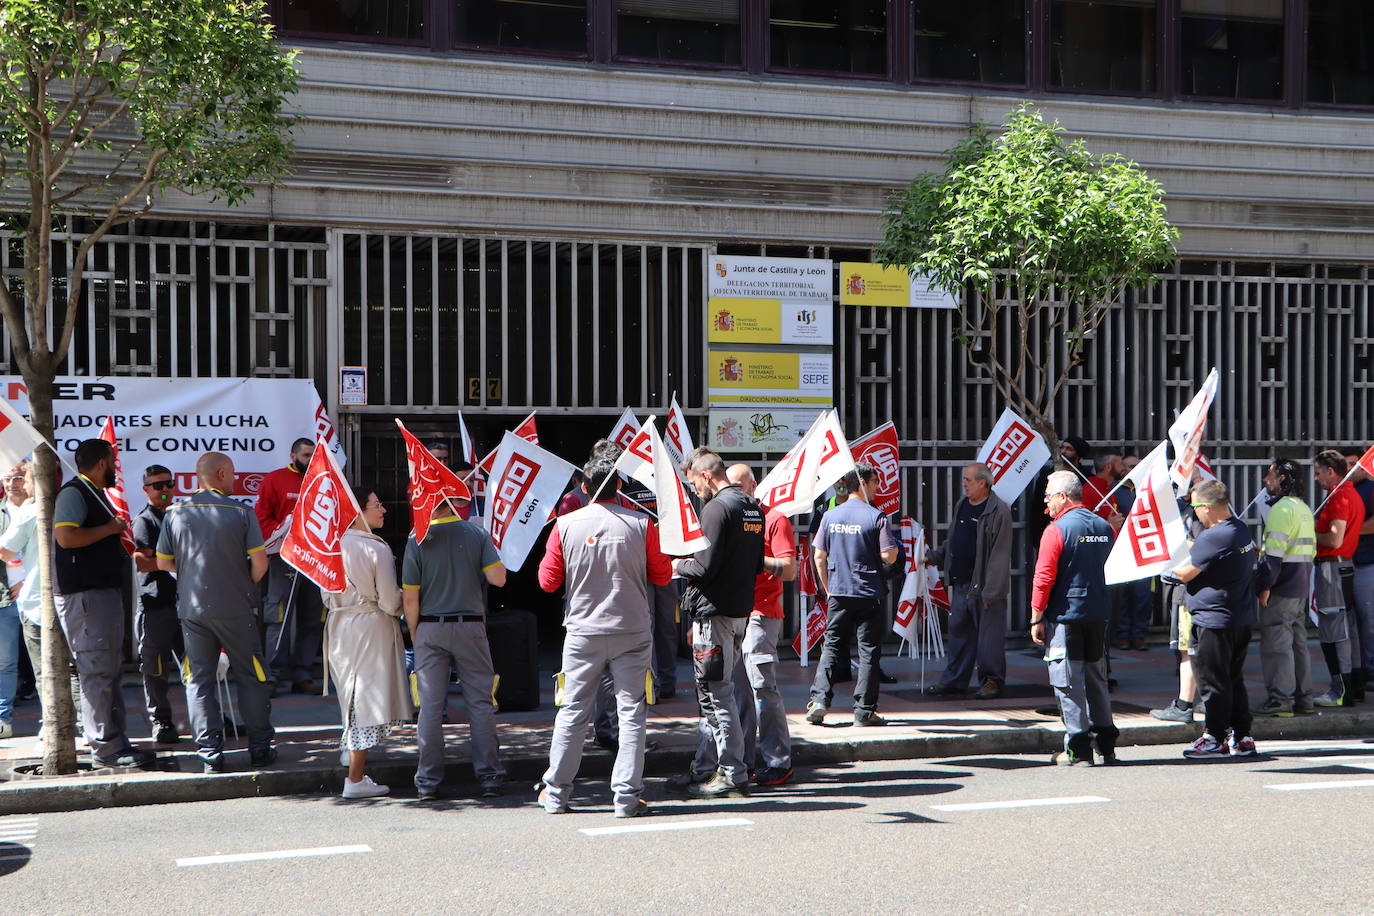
5,737,1373,913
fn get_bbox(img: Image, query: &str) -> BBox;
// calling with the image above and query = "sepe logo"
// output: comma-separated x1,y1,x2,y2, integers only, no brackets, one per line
845,274,866,297
299,472,344,558
1127,473,1169,565
985,422,1034,482
490,453,540,547
713,310,735,332
719,358,743,383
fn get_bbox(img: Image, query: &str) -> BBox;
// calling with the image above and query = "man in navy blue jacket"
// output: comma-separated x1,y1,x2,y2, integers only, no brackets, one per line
1031,470,1118,766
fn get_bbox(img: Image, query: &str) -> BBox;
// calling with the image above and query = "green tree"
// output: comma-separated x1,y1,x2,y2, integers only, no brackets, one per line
0,0,296,775
877,105,1178,453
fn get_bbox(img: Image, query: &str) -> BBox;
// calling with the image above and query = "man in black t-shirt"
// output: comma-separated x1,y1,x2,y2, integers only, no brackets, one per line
1172,479,1260,759
131,464,182,746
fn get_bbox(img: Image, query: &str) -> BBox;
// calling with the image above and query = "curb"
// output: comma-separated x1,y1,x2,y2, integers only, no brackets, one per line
1,710,1369,815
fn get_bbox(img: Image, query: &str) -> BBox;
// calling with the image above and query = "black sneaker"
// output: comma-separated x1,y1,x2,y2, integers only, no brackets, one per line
201,754,226,774
416,785,440,800
1252,698,1294,718
154,724,181,745
924,683,965,697
752,766,794,787
480,779,504,798
249,746,278,768
95,748,156,768
1149,699,1194,723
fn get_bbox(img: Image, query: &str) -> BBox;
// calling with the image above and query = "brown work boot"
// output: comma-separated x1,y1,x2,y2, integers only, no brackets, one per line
973,678,1003,700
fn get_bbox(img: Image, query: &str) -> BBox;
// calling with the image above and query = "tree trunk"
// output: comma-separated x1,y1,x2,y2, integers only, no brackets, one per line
26,371,79,776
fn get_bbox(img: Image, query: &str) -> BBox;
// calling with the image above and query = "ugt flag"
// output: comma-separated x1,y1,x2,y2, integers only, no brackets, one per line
97,415,137,556
0,396,46,473
281,437,360,594
977,407,1051,505
398,420,472,544
614,417,708,555
1105,441,1188,585
484,431,578,571
1168,367,1219,491
850,421,901,516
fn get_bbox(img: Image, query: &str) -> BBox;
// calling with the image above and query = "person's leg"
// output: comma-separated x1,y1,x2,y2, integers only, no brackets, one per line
1194,626,1232,739
974,596,1008,686
694,616,748,786
730,650,755,771
180,617,224,765
1229,626,1253,738
938,585,977,689
290,581,325,687
852,598,882,716
650,581,680,699
57,590,131,761
259,556,293,687
1354,563,1374,673
214,613,275,754
136,604,179,730
1288,598,1313,707
1257,596,1295,706
592,671,618,746
411,623,452,792
1081,622,1118,756
745,616,791,772
540,633,604,811
606,633,652,815
1046,622,1090,758
0,604,21,727
808,600,854,710
452,621,505,785
1340,566,1363,701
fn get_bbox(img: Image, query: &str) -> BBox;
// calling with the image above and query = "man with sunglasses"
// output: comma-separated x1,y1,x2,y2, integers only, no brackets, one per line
131,465,182,746
1171,480,1260,759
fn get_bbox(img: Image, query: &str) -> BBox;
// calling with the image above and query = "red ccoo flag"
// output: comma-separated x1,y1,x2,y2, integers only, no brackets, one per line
97,416,137,556
280,437,360,594
477,412,538,476
398,420,472,543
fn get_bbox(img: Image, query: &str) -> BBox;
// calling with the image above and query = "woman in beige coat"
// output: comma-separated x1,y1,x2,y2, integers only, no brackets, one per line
325,487,411,799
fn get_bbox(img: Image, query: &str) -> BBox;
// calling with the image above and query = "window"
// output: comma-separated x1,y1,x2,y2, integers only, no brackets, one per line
1050,1,1157,94
616,0,741,66
768,2,886,76
280,0,427,42
913,0,1025,84
1308,0,1374,105
454,0,588,55
1180,0,1284,100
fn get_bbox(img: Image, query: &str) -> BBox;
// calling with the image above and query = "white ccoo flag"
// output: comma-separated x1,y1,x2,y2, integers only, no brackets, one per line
1168,367,1219,491
977,407,1052,505
663,396,695,470
607,407,641,451
755,410,855,517
615,417,708,555
1105,441,1189,585
483,432,578,572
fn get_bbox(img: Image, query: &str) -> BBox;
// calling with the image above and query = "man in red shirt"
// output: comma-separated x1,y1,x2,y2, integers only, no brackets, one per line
254,437,323,693
1313,449,1366,706
1085,449,1122,522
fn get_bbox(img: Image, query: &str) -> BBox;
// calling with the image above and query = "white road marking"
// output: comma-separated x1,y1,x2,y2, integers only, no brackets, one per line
1265,779,1374,792
580,817,754,837
933,795,1111,812
175,845,372,867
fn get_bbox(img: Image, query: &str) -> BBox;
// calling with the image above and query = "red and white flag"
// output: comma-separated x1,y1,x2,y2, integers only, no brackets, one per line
900,516,922,574
851,421,901,516
663,396,694,470
478,411,538,476
925,566,951,611
1105,440,1188,585
791,596,828,658
608,407,641,451
756,410,855,516
456,411,479,467
977,407,1051,505
797,534,816,596
614,417,708,555
484,431,578,571
280,437,361,594
1168,367,1219,491
1355,443,1374,478
0,397,45,472
97,416,137,556
893,523,927,644
397,420,472,544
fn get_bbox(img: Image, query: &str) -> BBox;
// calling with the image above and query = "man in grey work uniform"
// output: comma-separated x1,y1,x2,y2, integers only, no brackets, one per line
53,439,154,768
403,501,508,800
157,452,275,772
131,464,181,746
536,451,672,817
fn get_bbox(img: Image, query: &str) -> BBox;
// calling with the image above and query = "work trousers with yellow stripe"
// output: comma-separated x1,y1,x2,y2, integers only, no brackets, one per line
412,620,505,791
182,612,275,762
135,602,181,729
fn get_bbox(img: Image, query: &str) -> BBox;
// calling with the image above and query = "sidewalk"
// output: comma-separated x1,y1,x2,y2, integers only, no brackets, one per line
1,638,1367,814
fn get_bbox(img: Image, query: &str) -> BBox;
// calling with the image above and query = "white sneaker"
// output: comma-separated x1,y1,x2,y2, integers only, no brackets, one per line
0,721,12,739
341,776,390,799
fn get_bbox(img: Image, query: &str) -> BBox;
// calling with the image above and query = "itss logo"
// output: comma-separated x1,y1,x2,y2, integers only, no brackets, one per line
795,309,816,325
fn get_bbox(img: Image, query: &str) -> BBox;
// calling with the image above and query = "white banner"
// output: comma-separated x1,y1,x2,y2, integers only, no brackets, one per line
483,432,578,572
977,407,1051,505
0,376,342,515
1168,367,1219,491
1104,441,1189,585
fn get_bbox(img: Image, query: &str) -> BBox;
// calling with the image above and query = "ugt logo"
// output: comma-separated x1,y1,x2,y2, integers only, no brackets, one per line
490,454,539,547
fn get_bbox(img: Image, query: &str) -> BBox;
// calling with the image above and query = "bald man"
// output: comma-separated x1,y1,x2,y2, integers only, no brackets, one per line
158,453,275,772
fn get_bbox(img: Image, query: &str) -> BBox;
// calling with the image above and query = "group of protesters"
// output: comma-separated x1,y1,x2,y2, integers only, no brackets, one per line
0,426,1368,809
